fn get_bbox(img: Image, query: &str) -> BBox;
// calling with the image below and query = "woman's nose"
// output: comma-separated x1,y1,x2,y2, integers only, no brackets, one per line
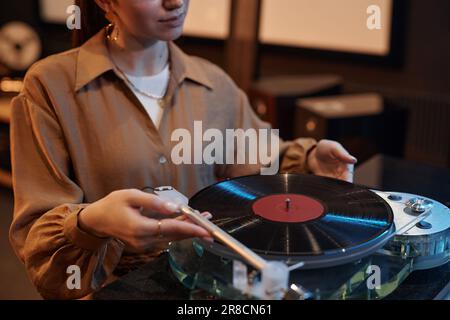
163,0,184,11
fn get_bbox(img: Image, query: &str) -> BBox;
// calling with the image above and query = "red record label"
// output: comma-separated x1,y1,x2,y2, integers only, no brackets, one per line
252,194,324,223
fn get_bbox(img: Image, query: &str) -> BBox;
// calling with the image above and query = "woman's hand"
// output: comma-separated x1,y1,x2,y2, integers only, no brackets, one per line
78,189,211,252
307,140,357,182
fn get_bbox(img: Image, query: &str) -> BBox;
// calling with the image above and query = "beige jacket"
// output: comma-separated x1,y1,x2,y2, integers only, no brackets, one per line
9,30,316,299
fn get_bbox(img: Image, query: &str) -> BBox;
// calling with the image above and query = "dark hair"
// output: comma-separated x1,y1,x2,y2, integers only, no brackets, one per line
72,0,109,47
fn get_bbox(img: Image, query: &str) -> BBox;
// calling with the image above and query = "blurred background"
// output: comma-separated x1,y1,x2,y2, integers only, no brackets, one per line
0,0,449,299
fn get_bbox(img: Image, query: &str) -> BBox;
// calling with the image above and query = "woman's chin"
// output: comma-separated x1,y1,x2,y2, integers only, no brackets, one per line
131,28,184,45
158,28,184,42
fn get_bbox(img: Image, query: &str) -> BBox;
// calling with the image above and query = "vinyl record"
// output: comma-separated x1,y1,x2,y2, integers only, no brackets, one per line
189,173,395,268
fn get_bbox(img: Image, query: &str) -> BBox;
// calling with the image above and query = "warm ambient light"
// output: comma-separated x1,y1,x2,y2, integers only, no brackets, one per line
306,119,317,132
1,78,23,93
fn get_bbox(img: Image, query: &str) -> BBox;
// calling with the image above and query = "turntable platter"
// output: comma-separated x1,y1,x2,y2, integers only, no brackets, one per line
189,173,395,268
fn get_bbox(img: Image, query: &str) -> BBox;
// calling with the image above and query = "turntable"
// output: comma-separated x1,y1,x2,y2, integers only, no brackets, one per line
153,174,450,300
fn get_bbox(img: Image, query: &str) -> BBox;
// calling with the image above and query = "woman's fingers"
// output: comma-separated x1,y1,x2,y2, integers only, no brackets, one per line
201,212,213,220
330,143,357,164
336,164,354,183
202,236,215,243
156,219,211,239
342,168,354,183
176,211,213,222
134,217,210,239
123,189,180,214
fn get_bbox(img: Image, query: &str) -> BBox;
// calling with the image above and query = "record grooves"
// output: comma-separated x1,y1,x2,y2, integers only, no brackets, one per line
189,174,395,268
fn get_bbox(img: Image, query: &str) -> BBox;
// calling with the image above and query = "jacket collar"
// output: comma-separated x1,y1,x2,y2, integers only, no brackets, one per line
75,29,213,92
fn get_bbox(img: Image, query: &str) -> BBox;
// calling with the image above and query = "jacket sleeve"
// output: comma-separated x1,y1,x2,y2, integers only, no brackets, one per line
9,90,124,299
215,87,317,178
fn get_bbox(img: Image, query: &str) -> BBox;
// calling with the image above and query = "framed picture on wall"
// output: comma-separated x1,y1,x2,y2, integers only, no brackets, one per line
259,0,407,65
39,0,74,24
183,0,231,40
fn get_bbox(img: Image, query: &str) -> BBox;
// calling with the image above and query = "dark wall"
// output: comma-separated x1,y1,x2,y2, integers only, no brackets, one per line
0,0,39,27
258,0,450,96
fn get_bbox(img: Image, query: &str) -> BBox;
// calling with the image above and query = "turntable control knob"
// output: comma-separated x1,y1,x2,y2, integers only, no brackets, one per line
388,194,402,201
405,197,434,213
416,220,433,229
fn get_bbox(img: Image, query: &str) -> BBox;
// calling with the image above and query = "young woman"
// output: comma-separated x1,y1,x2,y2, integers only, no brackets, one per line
9,0,357,299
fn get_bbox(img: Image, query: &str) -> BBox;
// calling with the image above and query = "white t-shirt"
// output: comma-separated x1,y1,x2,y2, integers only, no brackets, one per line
117,64,170,129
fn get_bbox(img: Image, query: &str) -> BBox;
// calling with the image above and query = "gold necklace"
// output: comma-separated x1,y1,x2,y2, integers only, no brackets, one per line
107,42,170,107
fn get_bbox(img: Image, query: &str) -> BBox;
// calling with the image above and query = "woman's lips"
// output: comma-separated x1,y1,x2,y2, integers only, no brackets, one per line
159,13,185,28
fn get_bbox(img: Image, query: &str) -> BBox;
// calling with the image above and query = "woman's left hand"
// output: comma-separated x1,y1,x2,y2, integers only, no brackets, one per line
307,140,357,182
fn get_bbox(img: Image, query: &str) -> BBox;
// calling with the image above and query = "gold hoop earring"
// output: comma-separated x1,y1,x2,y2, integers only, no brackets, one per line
105,23,119,42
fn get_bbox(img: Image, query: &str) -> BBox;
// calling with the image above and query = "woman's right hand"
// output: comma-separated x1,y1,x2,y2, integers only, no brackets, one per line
77,189,211,252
